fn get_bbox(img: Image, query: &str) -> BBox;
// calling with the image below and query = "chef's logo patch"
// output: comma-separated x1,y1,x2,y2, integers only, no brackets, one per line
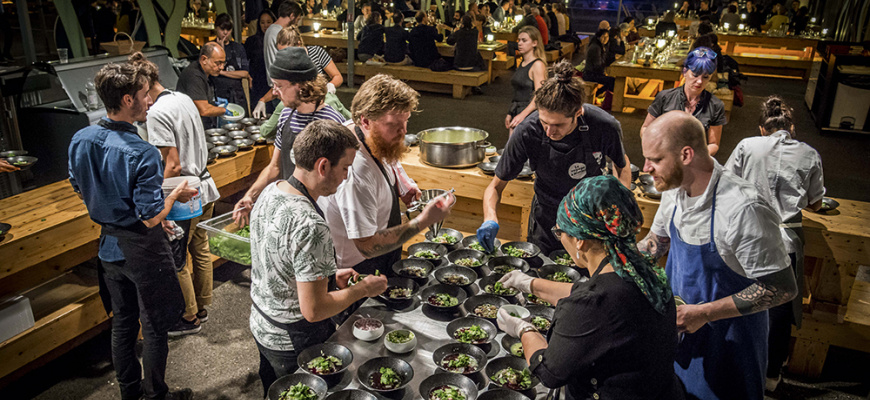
568,163,586,179
593,152,603,165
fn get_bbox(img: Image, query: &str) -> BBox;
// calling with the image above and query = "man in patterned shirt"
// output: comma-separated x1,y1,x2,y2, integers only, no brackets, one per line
249,120,388,397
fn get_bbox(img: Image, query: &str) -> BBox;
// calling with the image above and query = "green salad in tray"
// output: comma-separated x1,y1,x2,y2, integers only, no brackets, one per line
454,324,488,344
209,225,252,265
278,383,317,400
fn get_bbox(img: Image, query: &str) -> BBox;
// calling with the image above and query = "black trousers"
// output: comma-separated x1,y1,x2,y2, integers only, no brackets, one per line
101,260,170,400
767,252,797,378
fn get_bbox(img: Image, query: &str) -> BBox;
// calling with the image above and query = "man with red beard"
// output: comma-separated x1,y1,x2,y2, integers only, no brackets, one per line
318,74,453,275
638,110,796,400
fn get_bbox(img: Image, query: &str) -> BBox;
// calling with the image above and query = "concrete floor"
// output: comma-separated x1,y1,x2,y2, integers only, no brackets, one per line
2,69,870,400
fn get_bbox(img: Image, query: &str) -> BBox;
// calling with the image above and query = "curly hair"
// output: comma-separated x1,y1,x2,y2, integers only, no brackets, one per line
351,74,419,125
95,62,148,113
126,52,159,86
298,75,329,107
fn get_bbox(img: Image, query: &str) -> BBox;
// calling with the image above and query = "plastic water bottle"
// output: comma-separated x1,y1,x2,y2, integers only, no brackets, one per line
86,79,100,110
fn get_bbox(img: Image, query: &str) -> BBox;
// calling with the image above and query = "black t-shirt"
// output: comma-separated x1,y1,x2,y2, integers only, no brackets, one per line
176,61,216,128
384,25,410,63
409,24,443,68
647,86,727,131
495,105,627,207
528,272,683,400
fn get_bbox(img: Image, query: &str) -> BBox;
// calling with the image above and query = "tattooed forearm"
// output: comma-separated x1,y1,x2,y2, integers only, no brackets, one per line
637,232,671,261
732,268,797,315
355,219,422,258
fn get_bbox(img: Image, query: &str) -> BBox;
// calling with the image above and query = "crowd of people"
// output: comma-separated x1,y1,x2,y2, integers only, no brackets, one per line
56,1,830,400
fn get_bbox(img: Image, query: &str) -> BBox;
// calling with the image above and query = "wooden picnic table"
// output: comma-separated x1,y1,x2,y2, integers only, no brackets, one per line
301,17,341,30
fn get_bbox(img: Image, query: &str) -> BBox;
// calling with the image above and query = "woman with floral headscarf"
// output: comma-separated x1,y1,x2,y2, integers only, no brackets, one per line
497,175,685,400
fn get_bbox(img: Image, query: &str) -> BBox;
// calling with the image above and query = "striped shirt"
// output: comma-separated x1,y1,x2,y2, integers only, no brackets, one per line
307,46,333,75
275,104,346,150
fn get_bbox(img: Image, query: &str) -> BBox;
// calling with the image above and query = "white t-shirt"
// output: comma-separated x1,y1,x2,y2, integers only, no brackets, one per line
249,182,337,351
318,134,397,268
650,161,789,279
145,89,220,204
264,23,283,85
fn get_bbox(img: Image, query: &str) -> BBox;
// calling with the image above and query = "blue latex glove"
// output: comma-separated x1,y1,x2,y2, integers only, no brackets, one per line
215,97,228,107
476,220,500,253
224,108,234,116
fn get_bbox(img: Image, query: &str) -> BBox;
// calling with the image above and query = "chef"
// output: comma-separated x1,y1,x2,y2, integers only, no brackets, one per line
638,110,797,400
477,60,631,255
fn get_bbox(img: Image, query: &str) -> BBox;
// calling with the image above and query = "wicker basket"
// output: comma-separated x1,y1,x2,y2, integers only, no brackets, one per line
100,32,146,56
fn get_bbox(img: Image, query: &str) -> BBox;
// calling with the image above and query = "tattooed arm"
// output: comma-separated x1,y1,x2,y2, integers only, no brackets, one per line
353,194,454,259
675,268,797,333
637,231,671,261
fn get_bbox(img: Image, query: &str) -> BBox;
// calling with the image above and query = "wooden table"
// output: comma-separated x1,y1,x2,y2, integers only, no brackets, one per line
301,32,506,82
492,30,518,42
181,23,214,46
0,144,273,383
301,17,341,30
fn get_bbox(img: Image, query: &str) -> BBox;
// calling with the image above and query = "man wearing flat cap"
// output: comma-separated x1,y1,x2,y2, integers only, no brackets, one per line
233,47,348,226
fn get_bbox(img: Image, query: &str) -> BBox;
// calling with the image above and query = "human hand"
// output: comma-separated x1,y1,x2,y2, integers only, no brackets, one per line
400,187,422,207
0,159,19,173
476,220,499,253
336,268,358,289
224,108,234,116
161,220,176,235
253,101,267,119
676,304,709,334
170,180,198,203
215,97,229,108
504,114,512,130
498,270,534,294
327,82,336,94
416,192,454,227
498,308,535,339
233,196,254,226
509,113,526,128
359,274,388,297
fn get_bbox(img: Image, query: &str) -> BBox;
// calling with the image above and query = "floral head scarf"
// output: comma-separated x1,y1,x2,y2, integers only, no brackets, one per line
556,175,672,314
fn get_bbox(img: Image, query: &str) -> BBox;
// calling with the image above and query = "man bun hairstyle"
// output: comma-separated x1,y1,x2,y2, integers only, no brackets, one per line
534,60,586,117
294,119,360,171
94,62,148,114
127,52,159,86
759,96,794,135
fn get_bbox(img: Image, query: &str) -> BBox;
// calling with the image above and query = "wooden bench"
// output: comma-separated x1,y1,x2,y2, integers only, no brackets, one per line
491,54,515,81
337,62,488,99
545,41,576,63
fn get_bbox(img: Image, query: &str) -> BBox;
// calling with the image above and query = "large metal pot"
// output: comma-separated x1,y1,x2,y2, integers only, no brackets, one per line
417,127,489,168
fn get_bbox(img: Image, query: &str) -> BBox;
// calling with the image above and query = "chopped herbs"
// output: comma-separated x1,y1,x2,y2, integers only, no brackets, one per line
532,316,551,332
454,325,488,343
429,385,465,400
503,246,531,258
428,293,459,307
387,330,414,343
454,258,481,267
485,281,517,296
546,271,573,283
490,367,533,390
278,383,317,400
432,234,458,244
414,250,440,259
473,304,498,318
306,353,342,374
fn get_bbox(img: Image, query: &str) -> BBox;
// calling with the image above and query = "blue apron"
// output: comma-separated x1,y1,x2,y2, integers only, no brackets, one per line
666,178,767,400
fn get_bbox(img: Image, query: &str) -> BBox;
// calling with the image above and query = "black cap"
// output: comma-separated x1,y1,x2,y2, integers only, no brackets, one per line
268,47,318,82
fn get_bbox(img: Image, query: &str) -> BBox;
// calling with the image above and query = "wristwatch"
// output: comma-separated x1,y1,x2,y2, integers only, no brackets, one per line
518,325,538,339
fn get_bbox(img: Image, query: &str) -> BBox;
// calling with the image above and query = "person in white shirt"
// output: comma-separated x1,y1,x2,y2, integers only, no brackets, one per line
638,110,797,400
725,96,824,390
256,1,304,118
129,52,220,337
319,74,453,275
354,3,372,33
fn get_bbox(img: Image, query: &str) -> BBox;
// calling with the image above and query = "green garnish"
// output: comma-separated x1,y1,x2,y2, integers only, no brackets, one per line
377,366,401,386
490,367,533,390
454,325,488,343
509,312,519,317
428,293,459,307
510,342,524,357
387,330,414,343
485,281,517,296
553,254,574,266
278,382,317,400
492,264,516,274
526,293,551,306
374,269,380,276
468,242,486,252
503,246,531,258
432,233,458,244
306,353,342,374
455,258,481,267
429,385,465,400
547,271,573,283
414,250,440,259
532,316,551,331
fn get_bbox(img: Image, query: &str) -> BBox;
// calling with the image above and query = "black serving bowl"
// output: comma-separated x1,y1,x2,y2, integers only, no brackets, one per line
206,135,231,146
484,356,540,392
0,222,11,236
250,133,268,145
211,144,238,157
523,292,553,307
206,142,214,151
228,130,249,139
324,390,378,400
488,155,501,164
499,242,541,264
267,373,328,400
478,389,528,400
223,122,244,131
419,373,479,400
463,294,509,325
425,228,464,252
486,256,530,276
6,155,38,170
820,197,840,212
204,128,228,137
245,125,262,135
446,248,487,269
478,274,520,302
526,305,555,335
0,150,27,158
432,342,489,375
357,357,414,393
538,264,584,284
446,316,497,345
408,242,449,268
631,163,640,181
548,249,575,267
433,265,478,290
460,235,501,255
420,283,467,311
207,151,218,163
230,138,254,150
392,258,434,286
379,277,420,307
500,335,523,358
477,161,497,175
296,343,353,382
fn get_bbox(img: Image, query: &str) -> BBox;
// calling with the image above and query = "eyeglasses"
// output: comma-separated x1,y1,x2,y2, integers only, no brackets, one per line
691,48,717,59
551,226,565,240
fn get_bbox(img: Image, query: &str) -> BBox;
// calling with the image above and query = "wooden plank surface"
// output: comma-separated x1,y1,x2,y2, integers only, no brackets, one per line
845,265,870,326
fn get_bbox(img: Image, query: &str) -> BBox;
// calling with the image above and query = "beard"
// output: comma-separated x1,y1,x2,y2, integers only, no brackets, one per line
366,126,406,164
655,161,684,192
131,97,149,123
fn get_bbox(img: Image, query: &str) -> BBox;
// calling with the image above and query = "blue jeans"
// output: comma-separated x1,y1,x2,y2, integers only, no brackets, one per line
101,260,170,400
256,341,299,397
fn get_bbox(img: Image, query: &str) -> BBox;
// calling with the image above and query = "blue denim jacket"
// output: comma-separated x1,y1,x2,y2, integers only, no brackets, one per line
68,117,165,262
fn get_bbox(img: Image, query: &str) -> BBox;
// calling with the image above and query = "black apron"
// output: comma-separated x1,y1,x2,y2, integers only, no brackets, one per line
253,177,339,351
350,126,402,276
95,118,186,334
280,109,298,180
526,114,607,255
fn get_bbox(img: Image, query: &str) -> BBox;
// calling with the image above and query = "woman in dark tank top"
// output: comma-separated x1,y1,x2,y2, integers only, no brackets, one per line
506,26,548,135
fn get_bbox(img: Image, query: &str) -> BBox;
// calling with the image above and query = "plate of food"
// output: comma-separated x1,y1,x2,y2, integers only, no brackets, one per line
378,277,420,307
433,265,478,289
432,342,488,375
486,256,530,276
537,264,584,284
463,294,509,324
296,343,353,384
267,373,328,400
485,357,539,392
391,258,434,286
419,373,479,400
408,242,449,268
478,274,519,301
357,357,414,392
426,228,464,251
420,283,467,311
460,235,501,255
446,249,487,269
446,316,497,345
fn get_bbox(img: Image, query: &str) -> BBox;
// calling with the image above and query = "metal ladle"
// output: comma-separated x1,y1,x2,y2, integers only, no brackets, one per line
405,188,455,235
